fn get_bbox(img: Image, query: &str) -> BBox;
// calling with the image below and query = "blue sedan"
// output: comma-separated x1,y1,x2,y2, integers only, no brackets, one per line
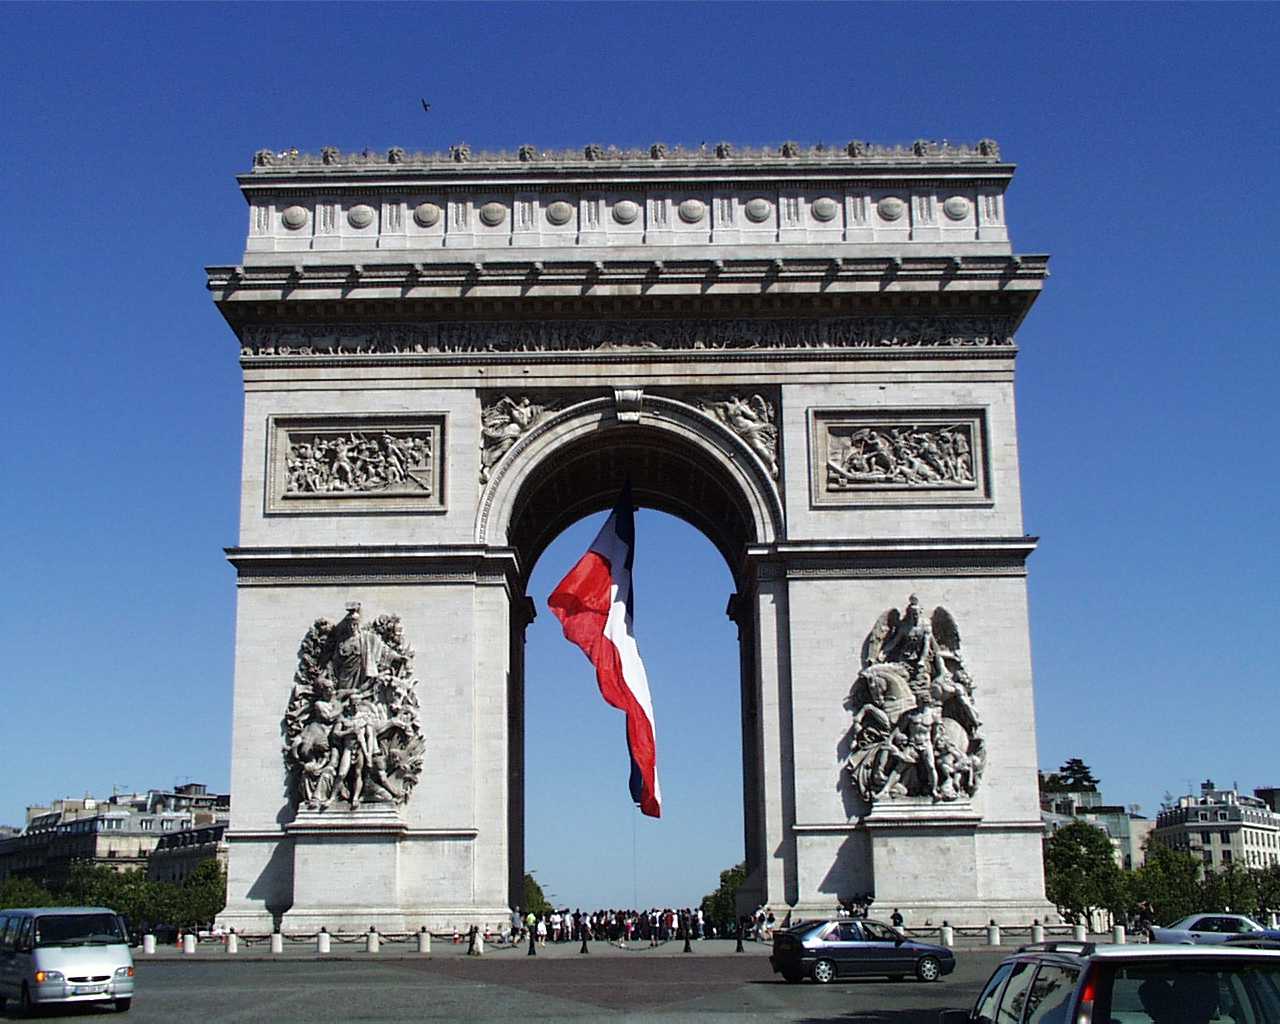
769,918,955,983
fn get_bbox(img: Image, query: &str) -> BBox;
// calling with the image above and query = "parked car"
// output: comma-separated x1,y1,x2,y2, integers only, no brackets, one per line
940,940,1280,1024
0,906,135,1014
769,917,955,983
1150,914,1280,944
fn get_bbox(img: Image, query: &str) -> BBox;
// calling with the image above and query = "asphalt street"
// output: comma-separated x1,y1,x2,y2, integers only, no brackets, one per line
3,945,1010,1023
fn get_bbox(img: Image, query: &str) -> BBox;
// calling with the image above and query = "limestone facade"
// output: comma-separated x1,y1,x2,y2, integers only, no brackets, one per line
210,140,1053,932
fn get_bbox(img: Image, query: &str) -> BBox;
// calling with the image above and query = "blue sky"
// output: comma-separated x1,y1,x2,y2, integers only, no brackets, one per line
1,3,1277,910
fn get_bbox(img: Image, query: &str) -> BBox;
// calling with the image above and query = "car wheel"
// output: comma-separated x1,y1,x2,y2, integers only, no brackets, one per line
812,958,838,984
114,998,132,1012
781,969,803,983
916,956,942,982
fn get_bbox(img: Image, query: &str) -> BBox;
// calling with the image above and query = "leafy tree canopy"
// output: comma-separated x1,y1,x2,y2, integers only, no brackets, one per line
700,862,745,932
1045,820,1125,923
1058,759,1099,791
522,872,552,916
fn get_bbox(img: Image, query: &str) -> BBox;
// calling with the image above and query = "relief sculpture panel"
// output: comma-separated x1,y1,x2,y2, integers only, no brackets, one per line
283,604,426,812
843,596,985,805
810,409,988,507
267,415,444,514
693,393,779,478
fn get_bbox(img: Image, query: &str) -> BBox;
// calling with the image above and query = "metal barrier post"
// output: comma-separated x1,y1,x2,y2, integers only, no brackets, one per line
366,927,380,953
1113,924,1126,945
417,927,431,954
1031,920,1044,944
940,923,954,948
226,931,239,954
1073,923,1087,942
182,933,196,955
142,934,156,955
317,928,330,954
270,932,283,954
987,921,1001,946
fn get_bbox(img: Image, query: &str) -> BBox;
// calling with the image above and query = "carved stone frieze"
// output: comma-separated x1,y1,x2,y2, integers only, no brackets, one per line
268,415,444,514
811,410,988,506
285,431,432,496
240,316,1018,358
843,596,985,805
479,395,559,484
694,393,779,478
283,604,426,812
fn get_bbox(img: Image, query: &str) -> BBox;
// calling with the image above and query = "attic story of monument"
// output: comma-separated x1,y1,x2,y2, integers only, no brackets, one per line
211,137,1053,933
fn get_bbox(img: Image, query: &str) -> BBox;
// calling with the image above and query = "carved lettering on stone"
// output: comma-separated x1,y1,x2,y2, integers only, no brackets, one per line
694,393,779,478
843,596,985,805
241,315,1019,358
283,604,426,811
479,395,558,484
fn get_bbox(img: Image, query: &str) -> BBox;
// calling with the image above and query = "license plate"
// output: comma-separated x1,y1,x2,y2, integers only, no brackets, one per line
73,985,107,995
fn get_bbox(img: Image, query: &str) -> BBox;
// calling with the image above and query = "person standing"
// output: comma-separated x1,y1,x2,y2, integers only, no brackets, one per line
891,908,904,929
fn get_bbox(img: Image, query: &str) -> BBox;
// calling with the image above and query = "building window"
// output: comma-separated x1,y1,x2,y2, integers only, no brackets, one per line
1203,851,1213,864
161,820,174,831
140,819,153,831
1222,850,1233,864
1202,832,1212,844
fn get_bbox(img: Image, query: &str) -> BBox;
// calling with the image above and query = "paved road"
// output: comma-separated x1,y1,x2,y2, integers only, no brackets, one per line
5,947,1009,1023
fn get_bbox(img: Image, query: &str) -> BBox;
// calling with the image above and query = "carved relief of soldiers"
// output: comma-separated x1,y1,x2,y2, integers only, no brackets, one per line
285,432,432,495
843,596,985,804
480,396,551,483
827,424,975,490
283,604,425,812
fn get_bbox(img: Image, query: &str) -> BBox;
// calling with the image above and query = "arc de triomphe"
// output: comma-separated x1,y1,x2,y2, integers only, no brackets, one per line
209,139,1052,933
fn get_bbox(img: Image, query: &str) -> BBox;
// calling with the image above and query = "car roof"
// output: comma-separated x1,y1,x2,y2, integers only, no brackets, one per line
1,907,118,915
1004,943,1280,967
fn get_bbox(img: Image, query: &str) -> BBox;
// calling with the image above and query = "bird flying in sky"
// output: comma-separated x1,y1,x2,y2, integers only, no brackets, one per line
421,99,431,113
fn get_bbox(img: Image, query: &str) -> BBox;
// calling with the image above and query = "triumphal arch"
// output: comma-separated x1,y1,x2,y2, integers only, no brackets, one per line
209,138,1052,933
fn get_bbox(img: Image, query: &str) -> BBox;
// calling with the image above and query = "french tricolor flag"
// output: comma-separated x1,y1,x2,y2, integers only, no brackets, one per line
547,485,662,818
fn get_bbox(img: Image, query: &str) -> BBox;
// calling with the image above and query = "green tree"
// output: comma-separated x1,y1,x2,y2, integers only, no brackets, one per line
0,875,57,910
1045,821,1125,928
699,862,745,935
1254,864,1280,920
1057,759,1099,792
1203,862,1257,916
170,859,226,930
1131,842,1204,924
522,872,552,916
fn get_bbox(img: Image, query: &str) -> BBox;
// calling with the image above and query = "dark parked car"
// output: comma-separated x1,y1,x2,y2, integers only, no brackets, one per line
769,918,955,983
941,940,1280,1024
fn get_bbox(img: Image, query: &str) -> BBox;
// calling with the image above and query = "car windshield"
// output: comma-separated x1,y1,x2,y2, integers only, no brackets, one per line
1096,960,1280,1024
35,914,126,947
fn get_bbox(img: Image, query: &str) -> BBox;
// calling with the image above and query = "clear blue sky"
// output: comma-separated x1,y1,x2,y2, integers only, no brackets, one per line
2,2,1277,910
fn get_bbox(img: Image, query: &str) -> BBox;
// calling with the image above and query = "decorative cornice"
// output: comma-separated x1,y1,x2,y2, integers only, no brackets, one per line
226,545,518,586
248,139,1005,174
747,537,1038,579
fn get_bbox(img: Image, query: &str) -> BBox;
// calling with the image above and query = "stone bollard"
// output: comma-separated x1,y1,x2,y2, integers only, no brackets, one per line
182,933,197,955
1073,924,1087,942
987,921,1001,947
317,928,330,954
270,932,283,954
142,934,156,955
417,927,431,954
226,931,239,955
1113,924,1126,945
940,923,954,948
1032,921,1045,944
474,931,484,955
367,927,380,954
1270,913,1279,930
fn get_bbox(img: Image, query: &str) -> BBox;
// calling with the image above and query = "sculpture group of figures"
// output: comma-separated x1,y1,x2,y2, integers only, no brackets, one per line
285,432,433,494
240,315,1018,358
480,396,555,483
844,596,985,804
283,605,426,811
827,424,974,490
696,394,778,478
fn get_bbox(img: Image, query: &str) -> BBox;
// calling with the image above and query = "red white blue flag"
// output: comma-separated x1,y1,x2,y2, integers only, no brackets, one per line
547,484,661,817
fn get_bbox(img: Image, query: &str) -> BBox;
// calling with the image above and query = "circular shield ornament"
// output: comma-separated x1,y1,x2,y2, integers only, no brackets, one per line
612,200,640,224
744,197,772,223
943,196,971,221
678,199,706,224
877,197,906,221
347,204,375,229
282,205,309,230
545,201,574,226
811,197,839,222
479,202,508,227
413,202,441,228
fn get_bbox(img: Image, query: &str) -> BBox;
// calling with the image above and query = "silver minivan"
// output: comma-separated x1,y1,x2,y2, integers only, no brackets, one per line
0,906,135,1014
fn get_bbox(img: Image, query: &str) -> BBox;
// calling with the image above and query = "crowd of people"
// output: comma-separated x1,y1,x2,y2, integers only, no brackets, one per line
503,907,769,946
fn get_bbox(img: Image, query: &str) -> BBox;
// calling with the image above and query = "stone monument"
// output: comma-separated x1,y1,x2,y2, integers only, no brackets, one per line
211,138,1053,932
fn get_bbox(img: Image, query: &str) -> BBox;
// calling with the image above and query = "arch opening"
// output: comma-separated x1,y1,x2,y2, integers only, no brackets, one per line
497,412,774,912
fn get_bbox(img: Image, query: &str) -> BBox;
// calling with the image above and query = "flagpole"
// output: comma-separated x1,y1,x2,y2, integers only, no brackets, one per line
632,803,639,911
